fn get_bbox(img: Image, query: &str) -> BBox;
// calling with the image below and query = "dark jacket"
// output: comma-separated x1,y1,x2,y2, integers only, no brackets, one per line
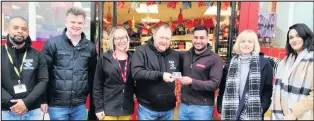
181,45,223,106
1,35,48,111
217,53,273,119
93,51,134,116
131,37,181,112
42,28,97,107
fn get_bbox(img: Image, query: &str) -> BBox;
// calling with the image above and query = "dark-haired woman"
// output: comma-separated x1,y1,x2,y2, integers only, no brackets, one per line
272,23,314,120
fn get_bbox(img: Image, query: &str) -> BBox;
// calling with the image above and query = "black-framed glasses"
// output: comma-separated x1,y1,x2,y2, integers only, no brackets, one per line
114,35,128,42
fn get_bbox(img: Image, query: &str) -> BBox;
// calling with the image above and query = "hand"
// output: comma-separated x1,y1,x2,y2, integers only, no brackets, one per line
41,104,49,113
96,111,105,120
283,113,296,120
179,76,193,85
163,73,174,82
10,99,28,115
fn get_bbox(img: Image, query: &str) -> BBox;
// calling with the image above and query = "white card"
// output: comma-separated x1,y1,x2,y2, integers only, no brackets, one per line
13,84,27,94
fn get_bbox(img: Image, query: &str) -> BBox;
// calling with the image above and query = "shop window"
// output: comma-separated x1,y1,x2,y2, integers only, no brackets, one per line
2,2,29,39
1,2,91,41
112,2,238,63
36,2,91,41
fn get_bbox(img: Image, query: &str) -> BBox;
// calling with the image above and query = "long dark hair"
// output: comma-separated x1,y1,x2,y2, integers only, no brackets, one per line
286,23,314,56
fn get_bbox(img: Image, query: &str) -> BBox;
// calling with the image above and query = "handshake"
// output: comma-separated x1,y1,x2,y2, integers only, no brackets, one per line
162,72,192,85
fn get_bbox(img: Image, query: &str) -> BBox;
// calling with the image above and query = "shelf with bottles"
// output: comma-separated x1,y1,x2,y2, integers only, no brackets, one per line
140,34,193,43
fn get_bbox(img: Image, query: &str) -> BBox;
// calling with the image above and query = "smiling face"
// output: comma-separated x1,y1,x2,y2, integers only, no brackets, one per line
192,30,208,52
113,29,128,51
239,36,255,55
65,13,85,36
8,18,29,45
153,26,172,52
288,29,304,53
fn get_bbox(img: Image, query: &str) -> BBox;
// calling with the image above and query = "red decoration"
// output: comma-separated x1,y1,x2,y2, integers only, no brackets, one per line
175,80,181,108
117,2,125,8
106,6,112,23
222,2,230,11
167,2,177,9
177,8,183,24
146,2,155,6
198,2,206,7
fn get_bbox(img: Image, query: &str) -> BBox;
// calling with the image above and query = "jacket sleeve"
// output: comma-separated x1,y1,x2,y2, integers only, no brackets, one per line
131,46,163,82
264,55,281,77
1,87,15,109
22,52,48,109
261,62,274,114
191,56,224,91
217,64,229,114
290,75,314,118
93,58,105,113
41,39,55,104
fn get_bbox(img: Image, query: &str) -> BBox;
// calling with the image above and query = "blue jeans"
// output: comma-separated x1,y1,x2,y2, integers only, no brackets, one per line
178,103,214,120
48,104,87,120
2,108,42,120
137,104,174,120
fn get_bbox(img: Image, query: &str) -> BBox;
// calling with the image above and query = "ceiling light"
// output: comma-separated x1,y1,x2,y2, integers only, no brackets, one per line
135,4,158,13
204,6,231,16
141,18,160,23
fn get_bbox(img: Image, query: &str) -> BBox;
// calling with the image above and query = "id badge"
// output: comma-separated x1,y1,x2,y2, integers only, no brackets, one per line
13,84,27,94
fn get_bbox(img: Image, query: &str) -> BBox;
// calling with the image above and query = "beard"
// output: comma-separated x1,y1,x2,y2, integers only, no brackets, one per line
10,35,25,45
194,44,207,52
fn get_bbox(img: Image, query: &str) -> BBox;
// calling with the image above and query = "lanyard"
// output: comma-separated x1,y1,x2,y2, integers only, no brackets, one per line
113,52,128,83
5,44,27,84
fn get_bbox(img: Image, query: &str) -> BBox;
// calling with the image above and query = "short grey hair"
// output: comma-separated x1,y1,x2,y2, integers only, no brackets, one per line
66,7,86,19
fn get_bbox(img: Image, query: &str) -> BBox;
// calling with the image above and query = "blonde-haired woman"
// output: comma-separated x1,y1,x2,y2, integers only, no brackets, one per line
93,26,134,120
217,30,273,120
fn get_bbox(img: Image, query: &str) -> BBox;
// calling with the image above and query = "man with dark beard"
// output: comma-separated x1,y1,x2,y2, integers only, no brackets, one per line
1,16,48,120
177,26,223,120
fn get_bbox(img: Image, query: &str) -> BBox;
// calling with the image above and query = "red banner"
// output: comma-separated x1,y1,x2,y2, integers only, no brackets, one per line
167,2,177,9
117,2,125,8
198,2,206,7
146,2,155,6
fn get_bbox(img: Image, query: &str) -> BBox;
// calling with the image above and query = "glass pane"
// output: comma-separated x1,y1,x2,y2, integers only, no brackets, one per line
2,2,29,39
36,2,91,41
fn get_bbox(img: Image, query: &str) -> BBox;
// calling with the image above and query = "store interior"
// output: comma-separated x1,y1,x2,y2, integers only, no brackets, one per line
99,2,239,63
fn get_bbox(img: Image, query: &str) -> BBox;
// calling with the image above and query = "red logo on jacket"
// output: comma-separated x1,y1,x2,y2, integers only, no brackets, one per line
196,63,206,68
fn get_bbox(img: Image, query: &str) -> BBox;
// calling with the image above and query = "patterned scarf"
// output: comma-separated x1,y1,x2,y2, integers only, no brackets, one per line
221,53,262,120
272,49,313,120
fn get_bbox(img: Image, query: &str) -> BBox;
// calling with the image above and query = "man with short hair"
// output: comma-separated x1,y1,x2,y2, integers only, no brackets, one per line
178,25,223,120
1,16,48,120
131,23,181,120
42,7,97,120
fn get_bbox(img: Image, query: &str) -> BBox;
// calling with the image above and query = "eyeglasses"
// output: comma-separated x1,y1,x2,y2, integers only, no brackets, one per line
114,35,128,42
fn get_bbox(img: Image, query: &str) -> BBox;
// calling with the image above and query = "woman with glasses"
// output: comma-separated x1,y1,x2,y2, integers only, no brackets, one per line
272,23,314,120
93,27,134,120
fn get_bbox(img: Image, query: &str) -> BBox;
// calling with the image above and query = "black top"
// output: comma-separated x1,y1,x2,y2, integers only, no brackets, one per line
1,35,48,111
118,60,126,70
42,28,97,107
131,37,182,111
93,51,134,115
